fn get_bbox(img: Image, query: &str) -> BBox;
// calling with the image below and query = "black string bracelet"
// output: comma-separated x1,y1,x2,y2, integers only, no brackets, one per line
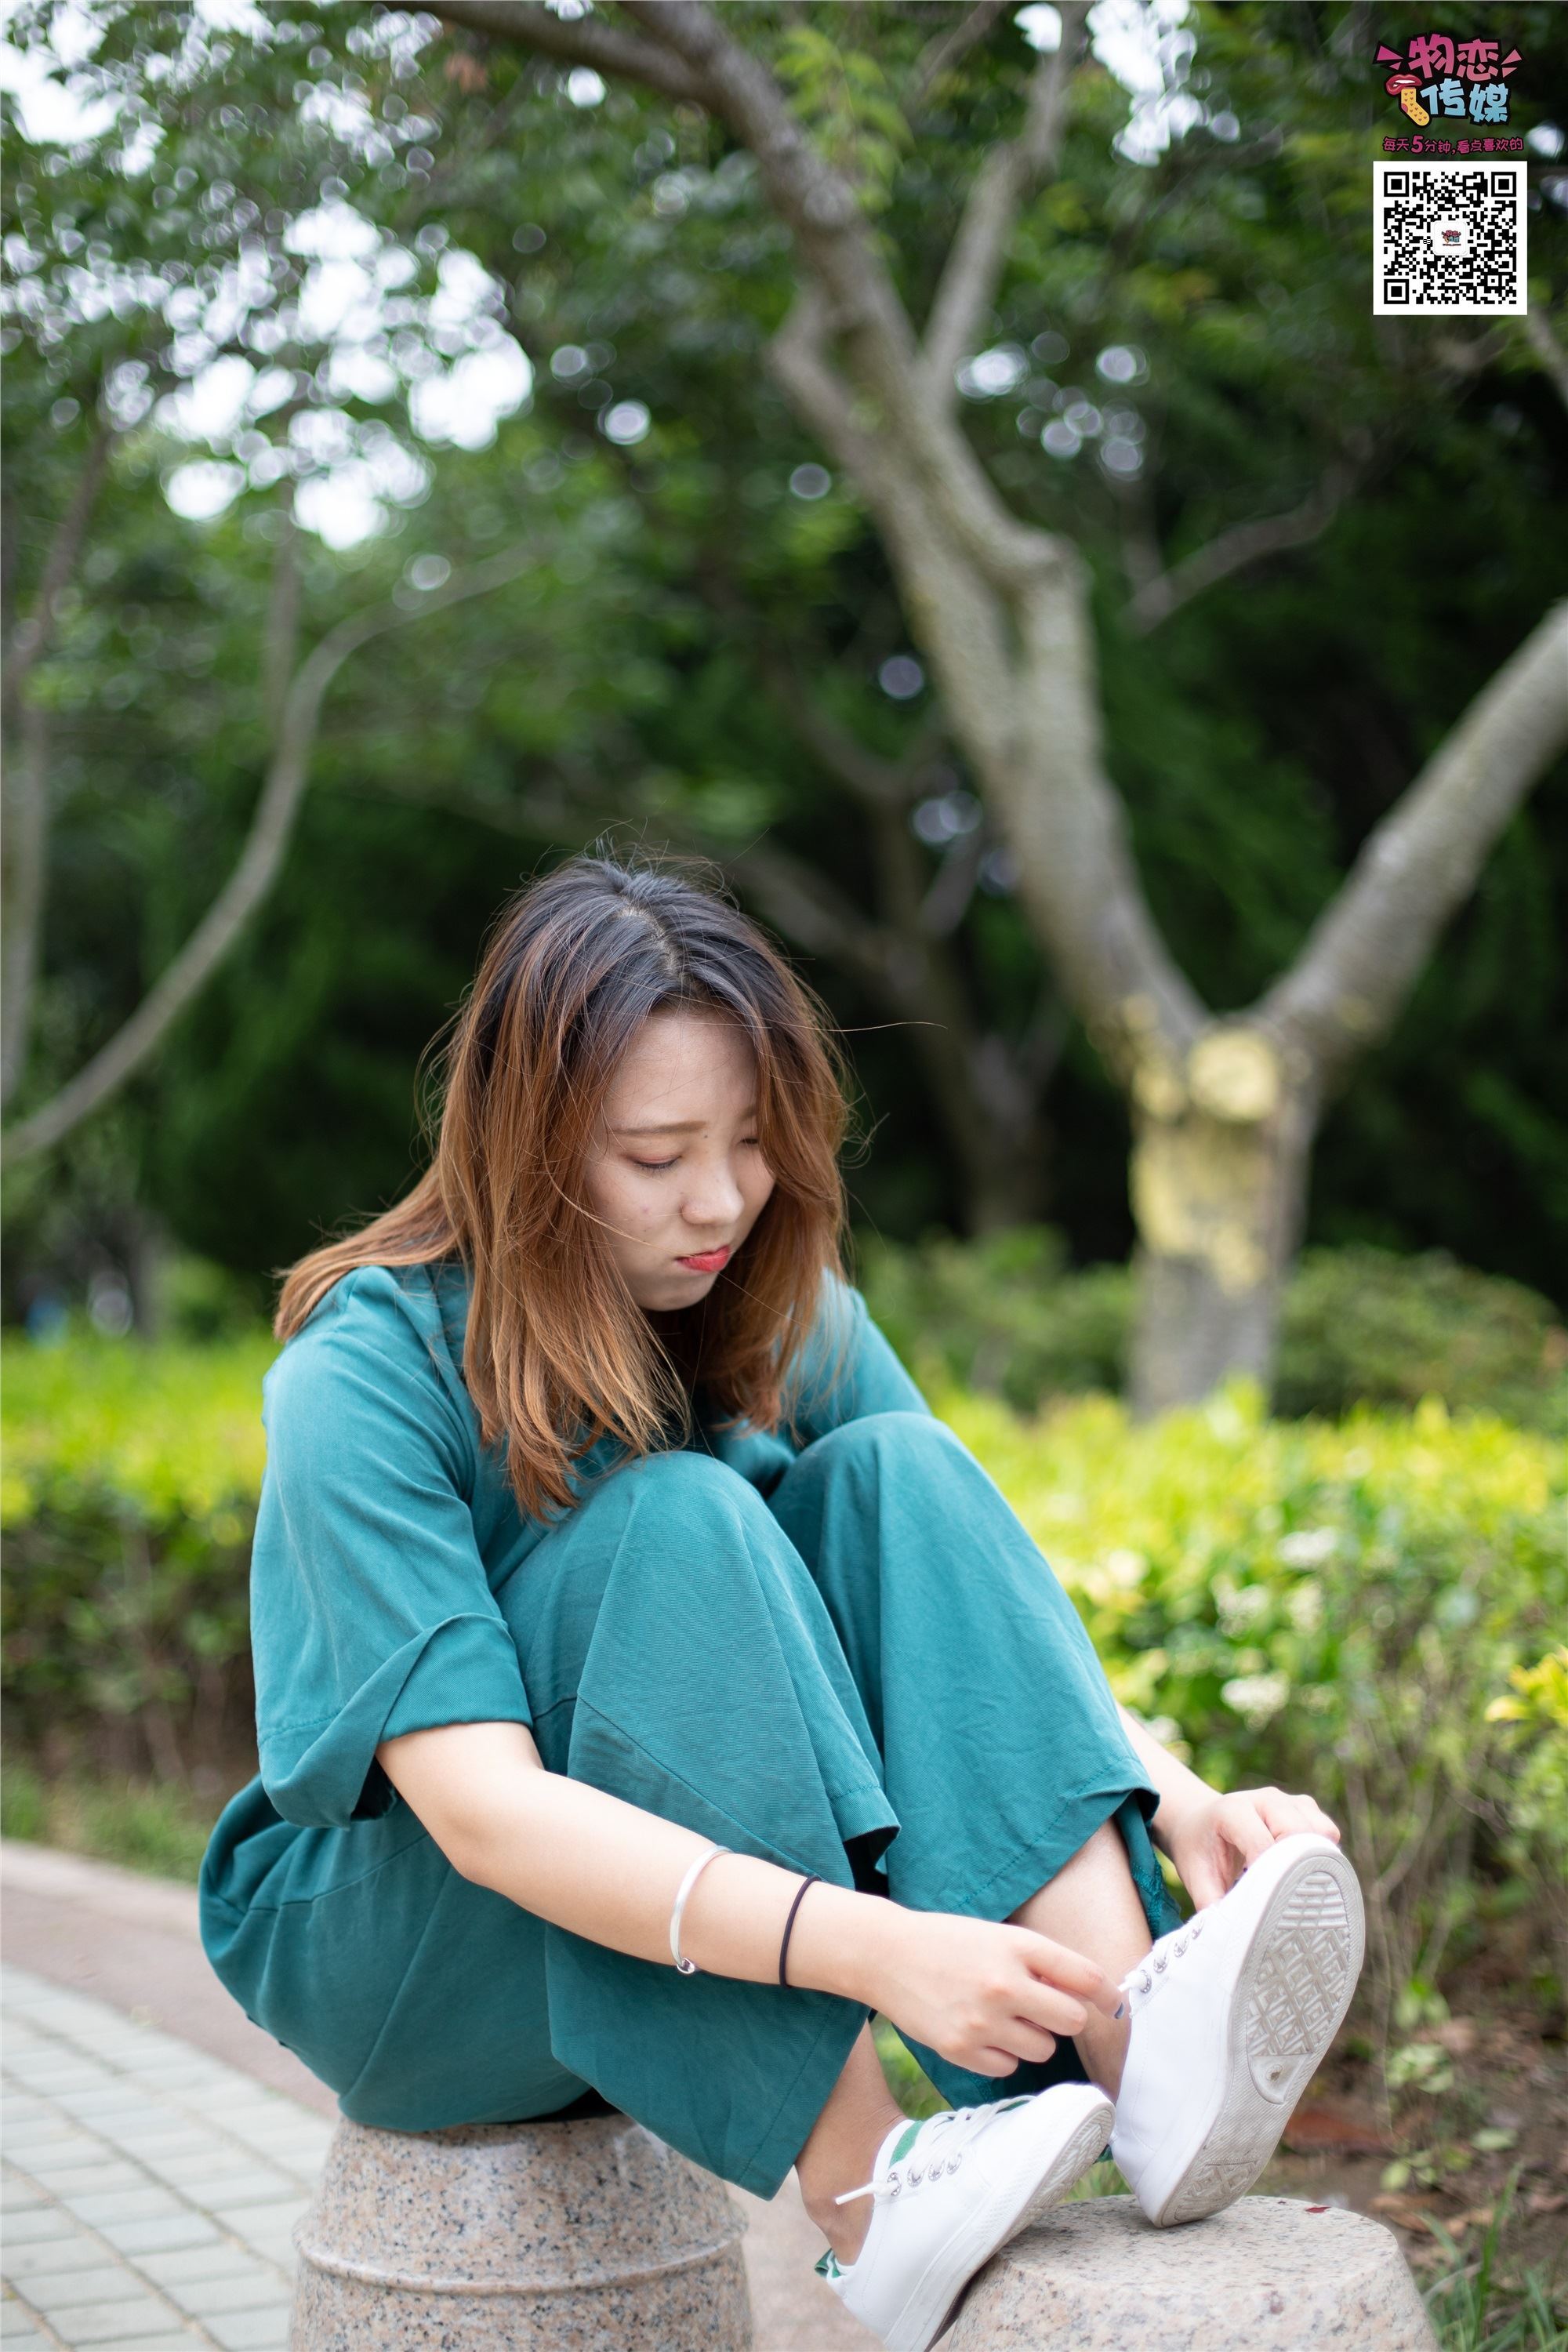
779,1874,822,1987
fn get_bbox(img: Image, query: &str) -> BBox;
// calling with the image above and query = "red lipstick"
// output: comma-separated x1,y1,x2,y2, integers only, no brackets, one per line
676,1246,731,1273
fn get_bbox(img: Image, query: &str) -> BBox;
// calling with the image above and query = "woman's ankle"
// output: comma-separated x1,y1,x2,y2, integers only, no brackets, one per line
798,2154,880,2265
794,2031,903,2266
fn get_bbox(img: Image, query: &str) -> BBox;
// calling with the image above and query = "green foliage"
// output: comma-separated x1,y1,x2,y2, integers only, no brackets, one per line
943,1380,1568,2007
1,1330,272,1771
857,1231,1568,1429
0,1755,219,1881
1276,1250,1568,1431
5,1323,1563,2019
856,1225,1132,1411
774,22,910,209
4,0,1565,1316
1424,2190,1568,2351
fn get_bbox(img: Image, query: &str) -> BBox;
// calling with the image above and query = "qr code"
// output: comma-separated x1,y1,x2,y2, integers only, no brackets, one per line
1374,162,1526,314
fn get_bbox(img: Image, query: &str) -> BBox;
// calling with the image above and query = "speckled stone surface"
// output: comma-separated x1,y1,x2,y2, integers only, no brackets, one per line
291,2113,753,2349
946,2194,1437,2350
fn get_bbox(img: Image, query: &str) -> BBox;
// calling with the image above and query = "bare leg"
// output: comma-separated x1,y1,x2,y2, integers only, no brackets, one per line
796,2026,905,2265
1009,1818,1153,2096
799,1823,1152,2259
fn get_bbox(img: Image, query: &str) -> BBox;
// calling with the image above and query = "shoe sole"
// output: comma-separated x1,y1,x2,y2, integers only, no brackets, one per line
882,2085,1114,2352
1149,1841,1365,2228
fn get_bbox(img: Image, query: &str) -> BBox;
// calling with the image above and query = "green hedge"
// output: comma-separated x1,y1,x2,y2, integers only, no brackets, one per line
943,1381,1567,2016
2,1333,273,1779
3,1325,1563,2017
857,1231,1568,1430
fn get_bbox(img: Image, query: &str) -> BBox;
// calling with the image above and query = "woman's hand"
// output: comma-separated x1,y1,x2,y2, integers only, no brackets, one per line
867,1907,1123,2078
1163,1785,1341,1910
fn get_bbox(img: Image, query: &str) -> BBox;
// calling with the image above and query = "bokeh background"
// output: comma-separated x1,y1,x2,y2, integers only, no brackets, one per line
2,2,1566,2336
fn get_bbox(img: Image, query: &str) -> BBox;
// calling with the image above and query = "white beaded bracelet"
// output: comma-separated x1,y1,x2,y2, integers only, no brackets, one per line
669,1842,731,1976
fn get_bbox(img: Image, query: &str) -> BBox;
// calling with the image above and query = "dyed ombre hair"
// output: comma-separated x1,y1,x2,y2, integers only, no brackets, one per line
274,854,851,1519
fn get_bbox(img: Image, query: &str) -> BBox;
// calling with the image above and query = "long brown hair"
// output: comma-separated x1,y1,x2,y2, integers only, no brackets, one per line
275,853,851,1517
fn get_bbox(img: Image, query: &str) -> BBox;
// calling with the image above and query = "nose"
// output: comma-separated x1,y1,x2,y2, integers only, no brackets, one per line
680,1160,746,1232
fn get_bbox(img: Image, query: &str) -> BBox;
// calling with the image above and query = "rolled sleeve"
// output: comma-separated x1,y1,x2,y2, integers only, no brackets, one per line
251,1268,532,1830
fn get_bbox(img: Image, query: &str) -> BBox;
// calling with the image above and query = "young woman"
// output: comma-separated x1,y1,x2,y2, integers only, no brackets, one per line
200,854,1363,2352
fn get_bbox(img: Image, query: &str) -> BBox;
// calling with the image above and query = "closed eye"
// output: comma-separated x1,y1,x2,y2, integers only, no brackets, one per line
630,1138,762,1174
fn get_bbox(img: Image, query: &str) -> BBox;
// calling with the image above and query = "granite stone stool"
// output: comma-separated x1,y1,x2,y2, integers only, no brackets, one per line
946,2194,1436,2349
290,2111,753,2350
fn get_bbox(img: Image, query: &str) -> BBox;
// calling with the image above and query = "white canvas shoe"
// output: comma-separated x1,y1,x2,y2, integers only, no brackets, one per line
815,2081,1113,2352
1111,1831,1364,2229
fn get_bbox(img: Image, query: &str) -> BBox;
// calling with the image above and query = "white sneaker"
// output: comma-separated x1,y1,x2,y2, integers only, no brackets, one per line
1111,1831,1364,2229
815,2082,1113,2352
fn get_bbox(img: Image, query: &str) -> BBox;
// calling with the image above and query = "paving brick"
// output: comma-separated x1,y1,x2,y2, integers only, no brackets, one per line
26,2164,148,2201
108,2134,219,2167
165,2270,293,2321
209,2200,307,2245
95,2216,219,2258
9,2264,143,2310
227,2234,297,2278
204,2310,291,2352
83,2341,206,2352
0,2305,53,2343
135,2246,278,2292
42,2298,187,2345
0,2305,50,2342
63,2188,187,2230
0,2227,104,2277
0,2206,78,2246
0,2123,108,2162
53,2091,158,2125
144,2164,294,2208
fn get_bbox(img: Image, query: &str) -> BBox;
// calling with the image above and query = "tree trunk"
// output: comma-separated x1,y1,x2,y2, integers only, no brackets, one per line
1128,1025,1317,1414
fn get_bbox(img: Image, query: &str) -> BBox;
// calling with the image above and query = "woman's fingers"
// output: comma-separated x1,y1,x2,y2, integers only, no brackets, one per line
970,2048,1021,2078
1183,1851,1229,1909
1011,1976,1088,2038
1217,1795,1276,1867
1256,1787,1341,1842
1018,1932,1121,2018
1000,2018,1060,2065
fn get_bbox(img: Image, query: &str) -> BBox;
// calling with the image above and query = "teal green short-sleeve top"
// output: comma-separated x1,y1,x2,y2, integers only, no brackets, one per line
252,1262,928,1831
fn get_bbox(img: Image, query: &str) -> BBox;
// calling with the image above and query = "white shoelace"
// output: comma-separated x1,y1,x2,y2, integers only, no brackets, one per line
833,2103,1012,2209
1118,1913,1206,2014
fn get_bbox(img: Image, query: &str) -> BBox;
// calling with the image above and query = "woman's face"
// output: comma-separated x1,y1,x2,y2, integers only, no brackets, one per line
583,1007,776,1312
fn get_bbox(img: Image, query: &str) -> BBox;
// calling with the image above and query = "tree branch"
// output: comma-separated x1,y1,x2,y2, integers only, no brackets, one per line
262,508,302,741
727,837,894,989
405,0,710,104
1262,600,1568,1084
459,0,1061,592
1,543,540,1167
912,0,1011,107
766,291,886,485
1522,304,1568,418
921,3,1087,398
1,700,51,1113
1124,460,1355,634
2,411,114,732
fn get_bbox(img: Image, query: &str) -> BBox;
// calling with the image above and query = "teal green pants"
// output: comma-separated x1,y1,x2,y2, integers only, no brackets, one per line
202,1412,1177,2197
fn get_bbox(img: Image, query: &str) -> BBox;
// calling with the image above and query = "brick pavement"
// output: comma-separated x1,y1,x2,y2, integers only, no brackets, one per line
0,1845,873,2350
2,1965,329,2349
